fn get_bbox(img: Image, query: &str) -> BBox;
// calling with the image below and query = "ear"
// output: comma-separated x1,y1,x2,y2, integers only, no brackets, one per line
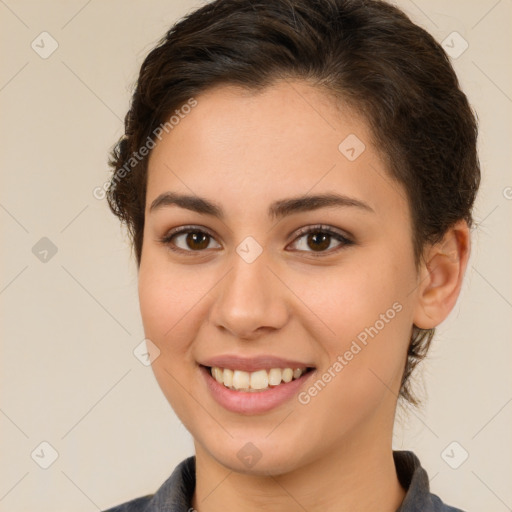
413,220,471,329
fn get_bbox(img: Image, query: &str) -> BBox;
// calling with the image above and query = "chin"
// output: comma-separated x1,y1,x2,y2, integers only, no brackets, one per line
199,433,310,477
223,451,303,477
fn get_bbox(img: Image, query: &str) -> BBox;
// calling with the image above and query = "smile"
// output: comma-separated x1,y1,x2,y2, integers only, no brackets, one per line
208,366,314,392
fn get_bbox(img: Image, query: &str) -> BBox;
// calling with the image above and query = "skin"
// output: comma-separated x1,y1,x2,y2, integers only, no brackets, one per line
138,80,470,512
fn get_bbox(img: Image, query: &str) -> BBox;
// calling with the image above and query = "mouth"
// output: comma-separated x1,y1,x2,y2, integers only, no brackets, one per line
201,365,316,393
199,359,317,414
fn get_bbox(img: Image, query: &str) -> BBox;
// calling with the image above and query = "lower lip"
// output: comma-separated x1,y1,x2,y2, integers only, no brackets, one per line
200,365,315,414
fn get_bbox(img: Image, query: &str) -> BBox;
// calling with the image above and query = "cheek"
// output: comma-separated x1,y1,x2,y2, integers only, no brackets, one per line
290,250,414,389
293,251,411,337
137,253,208,359
290,269,412,439
137,254,209,423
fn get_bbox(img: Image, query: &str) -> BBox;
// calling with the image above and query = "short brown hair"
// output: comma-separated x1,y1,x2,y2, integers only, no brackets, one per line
107,0,480,404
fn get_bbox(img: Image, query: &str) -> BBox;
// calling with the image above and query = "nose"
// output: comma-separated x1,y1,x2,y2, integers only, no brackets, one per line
209,250,289,341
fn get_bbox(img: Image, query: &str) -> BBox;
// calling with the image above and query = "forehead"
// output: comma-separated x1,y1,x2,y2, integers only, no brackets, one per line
149,80,370,168
146,80,408,223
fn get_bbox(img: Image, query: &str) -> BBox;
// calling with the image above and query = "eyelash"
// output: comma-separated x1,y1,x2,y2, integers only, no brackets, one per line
159,224,354,257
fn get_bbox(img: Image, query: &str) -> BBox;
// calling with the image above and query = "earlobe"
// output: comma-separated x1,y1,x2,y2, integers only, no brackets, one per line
413,220,471,329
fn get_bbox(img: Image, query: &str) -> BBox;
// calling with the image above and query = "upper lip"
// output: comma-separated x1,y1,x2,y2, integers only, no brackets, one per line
199,355,315,372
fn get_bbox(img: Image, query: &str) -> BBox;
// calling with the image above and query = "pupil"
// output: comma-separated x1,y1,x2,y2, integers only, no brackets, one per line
308,232,330,251
187,232,209,250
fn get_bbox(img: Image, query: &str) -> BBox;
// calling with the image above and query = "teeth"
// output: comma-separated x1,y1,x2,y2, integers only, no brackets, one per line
209,366,308,392
250,369,268,390
232,370,250,390
212,367,223,384
268,368,282,386
282,368,293,383
223,368,233,387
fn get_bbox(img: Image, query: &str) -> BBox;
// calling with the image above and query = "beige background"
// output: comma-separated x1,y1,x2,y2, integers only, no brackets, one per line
1,0,511,510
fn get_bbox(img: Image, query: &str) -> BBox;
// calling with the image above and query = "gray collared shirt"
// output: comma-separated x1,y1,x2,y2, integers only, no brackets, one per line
103,451,465,512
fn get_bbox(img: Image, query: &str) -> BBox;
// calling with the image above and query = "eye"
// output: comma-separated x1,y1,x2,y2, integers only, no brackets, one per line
160,225,221,254
159,224,353,256
288,225,354,256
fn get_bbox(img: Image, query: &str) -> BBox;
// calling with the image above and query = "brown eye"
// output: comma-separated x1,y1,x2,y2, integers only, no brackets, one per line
289,226,353,255
183,231,210,250
162,227,221,253
306,232,331,252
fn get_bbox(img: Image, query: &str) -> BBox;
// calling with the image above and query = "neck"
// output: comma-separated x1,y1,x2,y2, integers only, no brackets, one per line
192,430,405,512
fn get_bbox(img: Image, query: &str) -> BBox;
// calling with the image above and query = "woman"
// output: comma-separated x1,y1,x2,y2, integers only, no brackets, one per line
104,0,480,510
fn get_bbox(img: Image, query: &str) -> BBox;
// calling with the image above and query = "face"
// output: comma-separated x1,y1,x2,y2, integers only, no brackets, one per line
138,80,420,475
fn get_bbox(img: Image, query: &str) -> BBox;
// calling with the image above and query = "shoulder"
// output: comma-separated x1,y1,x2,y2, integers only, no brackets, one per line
393,451,467,512
430,492,466,512
101,456,196,512
102,495,153,512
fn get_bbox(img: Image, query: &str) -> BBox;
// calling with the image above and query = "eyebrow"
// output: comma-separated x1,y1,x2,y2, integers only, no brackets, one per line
149,191,374,219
